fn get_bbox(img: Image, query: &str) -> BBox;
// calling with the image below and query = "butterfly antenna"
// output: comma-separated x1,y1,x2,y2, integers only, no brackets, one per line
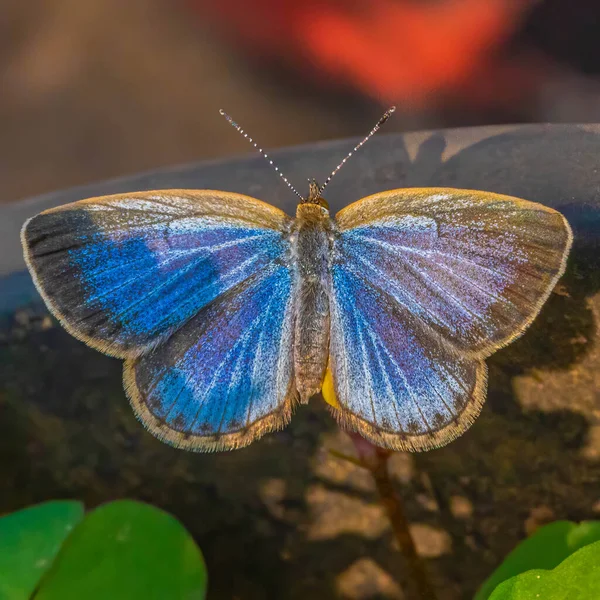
219,109,304,200
318,106,396,196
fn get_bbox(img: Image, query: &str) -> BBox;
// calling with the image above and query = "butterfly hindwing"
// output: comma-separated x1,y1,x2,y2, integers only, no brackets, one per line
329,188,572,450
124,262,296,451
21,190,291,358
329,262,487,451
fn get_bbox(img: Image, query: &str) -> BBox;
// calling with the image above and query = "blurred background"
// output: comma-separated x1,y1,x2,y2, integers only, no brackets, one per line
2,0,600,204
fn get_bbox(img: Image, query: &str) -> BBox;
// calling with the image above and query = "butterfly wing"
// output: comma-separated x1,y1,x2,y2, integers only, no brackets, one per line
328,187,572,451
23,189,297,450
21,190,291,358
125,262,296,451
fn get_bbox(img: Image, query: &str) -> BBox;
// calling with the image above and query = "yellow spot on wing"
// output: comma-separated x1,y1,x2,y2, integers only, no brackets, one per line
322,361,340,410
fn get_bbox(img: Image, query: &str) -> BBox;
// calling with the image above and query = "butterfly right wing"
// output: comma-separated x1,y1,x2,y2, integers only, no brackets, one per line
125,261,297,451
326,187,571,451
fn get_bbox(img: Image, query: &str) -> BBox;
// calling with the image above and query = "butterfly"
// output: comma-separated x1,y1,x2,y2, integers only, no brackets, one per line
21,108,573,452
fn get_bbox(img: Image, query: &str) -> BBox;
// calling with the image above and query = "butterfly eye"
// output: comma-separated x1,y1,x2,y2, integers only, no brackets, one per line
318,197,330,211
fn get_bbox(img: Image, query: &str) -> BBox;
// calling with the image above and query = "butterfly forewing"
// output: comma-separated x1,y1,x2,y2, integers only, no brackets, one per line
328,188,572,451
22,190,291,358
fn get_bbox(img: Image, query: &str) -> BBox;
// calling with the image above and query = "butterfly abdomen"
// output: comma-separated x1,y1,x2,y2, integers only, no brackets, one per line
292,203,334,402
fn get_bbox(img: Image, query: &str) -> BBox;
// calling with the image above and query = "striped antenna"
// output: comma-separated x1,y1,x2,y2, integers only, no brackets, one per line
219,109,303,200
318,106,396,196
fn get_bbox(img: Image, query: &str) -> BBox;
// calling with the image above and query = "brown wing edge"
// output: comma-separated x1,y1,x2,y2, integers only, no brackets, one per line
123,359,299,452
32,189,291,227
465,210,573,360
325,359,488,452
21,215,137,359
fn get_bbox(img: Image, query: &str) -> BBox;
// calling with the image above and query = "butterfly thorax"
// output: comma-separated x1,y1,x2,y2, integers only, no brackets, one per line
292,201,334,402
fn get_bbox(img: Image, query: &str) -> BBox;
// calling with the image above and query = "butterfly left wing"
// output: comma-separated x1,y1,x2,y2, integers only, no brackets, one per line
327,188,572,451
125,261,296,451
21,190,291,358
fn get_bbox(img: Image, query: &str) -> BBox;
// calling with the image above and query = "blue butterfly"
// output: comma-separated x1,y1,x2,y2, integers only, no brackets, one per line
21,109,572,452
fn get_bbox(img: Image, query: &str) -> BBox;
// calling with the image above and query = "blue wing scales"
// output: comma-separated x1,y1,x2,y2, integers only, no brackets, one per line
124,263,296,451
22,190,291,358
329,263,486,451
335,188,572,355
329,188,571,450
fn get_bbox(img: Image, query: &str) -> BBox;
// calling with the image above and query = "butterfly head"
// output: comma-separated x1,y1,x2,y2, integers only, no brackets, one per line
304,178,329,210
295,179,329,220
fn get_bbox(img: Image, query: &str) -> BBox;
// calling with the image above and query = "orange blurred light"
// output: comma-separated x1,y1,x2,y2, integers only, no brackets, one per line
189,0,536,108
299,0,531,105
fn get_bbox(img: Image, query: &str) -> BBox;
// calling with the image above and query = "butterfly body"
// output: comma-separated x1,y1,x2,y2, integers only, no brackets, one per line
22,185,572,452
292,200,334,401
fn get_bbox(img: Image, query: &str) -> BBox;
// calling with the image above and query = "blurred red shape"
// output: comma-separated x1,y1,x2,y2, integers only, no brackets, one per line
188,0,536,107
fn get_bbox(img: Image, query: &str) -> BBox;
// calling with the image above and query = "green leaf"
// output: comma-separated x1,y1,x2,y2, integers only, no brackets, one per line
475,520,600,600
0,500,84,600
35,500,207,600
489,539,600,599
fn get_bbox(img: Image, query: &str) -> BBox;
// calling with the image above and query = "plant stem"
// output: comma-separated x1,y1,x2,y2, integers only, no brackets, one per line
345,434,438,600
